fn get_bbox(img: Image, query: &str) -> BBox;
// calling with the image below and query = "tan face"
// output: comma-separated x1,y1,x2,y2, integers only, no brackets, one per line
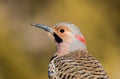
51,25,73,43
31,23,86,45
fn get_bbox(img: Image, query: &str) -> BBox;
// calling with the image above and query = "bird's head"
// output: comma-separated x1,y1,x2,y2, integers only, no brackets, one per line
31,22,87,55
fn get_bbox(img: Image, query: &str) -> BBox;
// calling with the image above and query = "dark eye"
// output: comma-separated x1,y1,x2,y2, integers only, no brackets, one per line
60,29,65,33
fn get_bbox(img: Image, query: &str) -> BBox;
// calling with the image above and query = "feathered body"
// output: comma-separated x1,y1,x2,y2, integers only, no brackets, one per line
48,50,109,79
31,22,109,79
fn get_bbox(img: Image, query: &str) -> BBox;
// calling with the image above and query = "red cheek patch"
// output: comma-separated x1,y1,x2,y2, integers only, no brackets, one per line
75,35,86,45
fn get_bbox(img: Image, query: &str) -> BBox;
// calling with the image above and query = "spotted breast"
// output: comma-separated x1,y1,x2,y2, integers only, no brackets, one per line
48,50,109,79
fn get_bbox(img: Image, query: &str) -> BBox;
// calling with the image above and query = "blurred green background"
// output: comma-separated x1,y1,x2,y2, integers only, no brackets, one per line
0,0,120,79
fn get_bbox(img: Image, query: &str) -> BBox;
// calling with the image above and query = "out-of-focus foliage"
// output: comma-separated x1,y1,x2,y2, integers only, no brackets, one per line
0,0,120,79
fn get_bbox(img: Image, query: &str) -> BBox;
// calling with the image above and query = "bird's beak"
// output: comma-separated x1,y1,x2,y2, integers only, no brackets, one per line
31,23,54,34
31,23,63,43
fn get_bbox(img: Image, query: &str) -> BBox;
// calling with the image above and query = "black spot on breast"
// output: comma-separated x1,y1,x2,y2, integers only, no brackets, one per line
67,75,71,79
63,74,66,79
59,73,62,78
71,75,75,78
53,33,63,43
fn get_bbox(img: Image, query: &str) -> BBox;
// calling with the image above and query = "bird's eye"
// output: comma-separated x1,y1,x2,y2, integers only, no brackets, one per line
60,29,65,33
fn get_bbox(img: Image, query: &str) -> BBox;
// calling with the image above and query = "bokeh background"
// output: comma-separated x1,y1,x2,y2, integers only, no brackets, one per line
0,0,120,79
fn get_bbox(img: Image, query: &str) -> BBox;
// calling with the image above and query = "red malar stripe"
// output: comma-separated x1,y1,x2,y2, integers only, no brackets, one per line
75,35,86,45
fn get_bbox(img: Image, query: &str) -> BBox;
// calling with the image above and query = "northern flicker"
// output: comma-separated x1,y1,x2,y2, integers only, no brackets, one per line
31,22,109,79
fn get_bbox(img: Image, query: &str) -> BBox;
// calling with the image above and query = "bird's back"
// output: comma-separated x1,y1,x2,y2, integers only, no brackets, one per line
48,50,109,79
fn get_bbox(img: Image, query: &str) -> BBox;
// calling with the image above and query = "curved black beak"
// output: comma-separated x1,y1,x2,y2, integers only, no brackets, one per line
31,23,63,43
31,23,54,34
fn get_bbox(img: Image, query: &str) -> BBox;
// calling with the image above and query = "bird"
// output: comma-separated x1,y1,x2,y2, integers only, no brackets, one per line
31,22,109,79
